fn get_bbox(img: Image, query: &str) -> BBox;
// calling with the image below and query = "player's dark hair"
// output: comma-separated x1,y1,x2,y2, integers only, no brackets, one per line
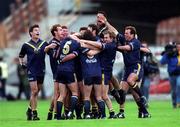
88,24,98,35
62,25,68,29
29,24,39,37
82,30,96,41
79,27,87,32
51,24,61,36
125,26,137,36
97,11,107,18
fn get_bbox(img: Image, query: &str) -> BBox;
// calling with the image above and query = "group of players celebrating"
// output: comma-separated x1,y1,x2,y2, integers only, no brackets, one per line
19,11,151,121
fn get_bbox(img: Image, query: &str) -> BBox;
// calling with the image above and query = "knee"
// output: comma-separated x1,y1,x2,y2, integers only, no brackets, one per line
31,89,38,96
102,94,108,101
71,92,78,97
96,96,102,101
58,94,66,102
127,80,133,86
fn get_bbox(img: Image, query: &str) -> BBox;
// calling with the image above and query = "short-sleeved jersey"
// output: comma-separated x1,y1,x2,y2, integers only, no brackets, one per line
19,39,48,76
57,38,80,72
116,33,125,45
47,38,60,75
100,41,117,72
117,35,141,67
80,47,102,78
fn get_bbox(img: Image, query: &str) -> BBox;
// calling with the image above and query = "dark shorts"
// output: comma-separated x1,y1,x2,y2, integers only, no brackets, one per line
28,74,44,84
84,76,102,85
102,71,112,85
75,68,83,82
122,63,143,82
52,71,58,82
56,71,75,84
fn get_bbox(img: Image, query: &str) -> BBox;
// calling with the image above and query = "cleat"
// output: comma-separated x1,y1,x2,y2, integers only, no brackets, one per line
54,113,57,119
138,112,151,118
84,114,91,119
32,116,40,120
26,108,32,120
32,110,40,121
116,112,125,119
108,111,117,119
101,116,106,119
67,112,74,119
76,116,83,119
61,113,67,120
47,112,53,120
90,111,99,119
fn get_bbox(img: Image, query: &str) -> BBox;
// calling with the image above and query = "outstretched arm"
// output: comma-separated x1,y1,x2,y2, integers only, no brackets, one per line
117,45,131,51
140,47,151,53
80,39,102,49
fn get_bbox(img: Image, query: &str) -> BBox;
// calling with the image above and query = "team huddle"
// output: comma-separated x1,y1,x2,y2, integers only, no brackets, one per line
19,11,151,120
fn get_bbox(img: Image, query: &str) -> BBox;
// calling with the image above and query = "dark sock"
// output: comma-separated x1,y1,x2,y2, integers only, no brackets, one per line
136,99,148,114
70,96,78,113
110,89,116,95
91,106,99,118
79,103,84,115
75,103,82,117
56,101,63,120
54,112,57,119
97,100,106,118
132,85,142,97
118,89,126,105
64,109,69,115
49,108,53,113
32,110,38,117
27,107,32,112
120,109,124,113
110,89,120,103
92,106,98,113
84,100,90,115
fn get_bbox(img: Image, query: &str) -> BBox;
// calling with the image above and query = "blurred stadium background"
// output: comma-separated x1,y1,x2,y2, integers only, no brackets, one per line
0,0,180,100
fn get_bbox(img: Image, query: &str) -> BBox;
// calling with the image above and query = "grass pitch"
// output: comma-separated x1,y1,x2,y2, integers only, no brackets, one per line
0,100,180,127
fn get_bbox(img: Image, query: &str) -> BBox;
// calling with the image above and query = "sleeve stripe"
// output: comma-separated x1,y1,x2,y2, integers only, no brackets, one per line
73,51,78,56
129,43,134,50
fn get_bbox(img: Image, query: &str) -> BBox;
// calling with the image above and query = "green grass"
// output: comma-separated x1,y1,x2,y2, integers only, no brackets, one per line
0,100,180,127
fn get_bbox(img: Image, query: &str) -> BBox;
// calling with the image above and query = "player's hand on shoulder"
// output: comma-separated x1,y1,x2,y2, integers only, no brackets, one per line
49,43,57,48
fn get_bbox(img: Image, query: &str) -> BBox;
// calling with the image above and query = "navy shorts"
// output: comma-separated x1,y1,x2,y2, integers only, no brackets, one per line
52,71,58,82
56,71,75,84
75,68,83,82
122,63,143,82
28,74,44,84
84,76,102,85
102,71,112,85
